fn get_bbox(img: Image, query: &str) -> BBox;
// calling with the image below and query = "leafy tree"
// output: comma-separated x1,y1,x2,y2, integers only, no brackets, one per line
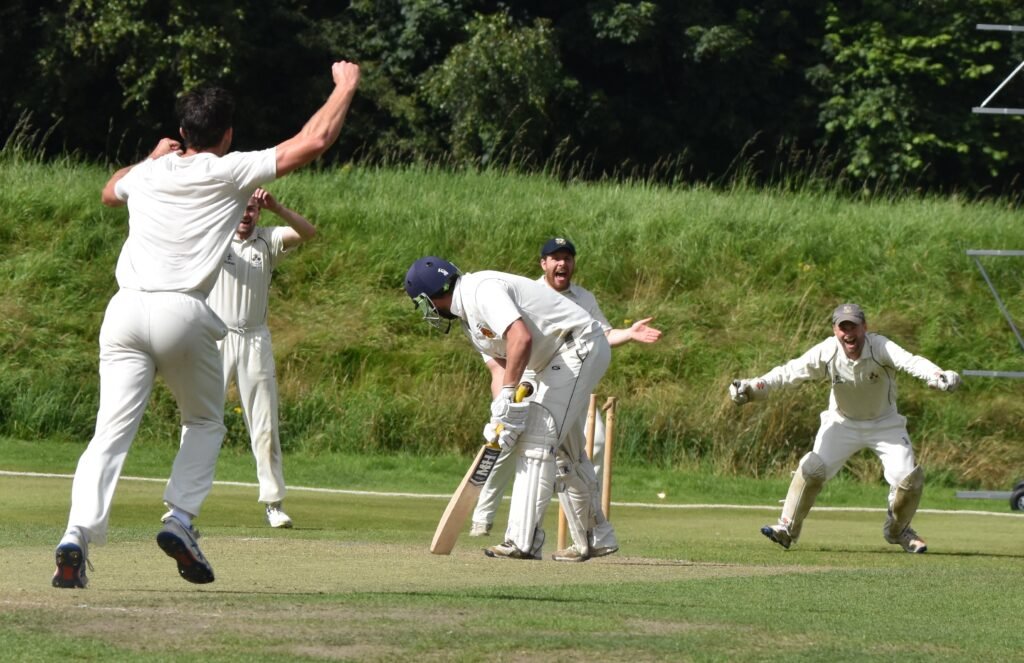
422,11,570,165
542,1,827,179
812,0,1024,190
317,0,475,161
22,0,351,162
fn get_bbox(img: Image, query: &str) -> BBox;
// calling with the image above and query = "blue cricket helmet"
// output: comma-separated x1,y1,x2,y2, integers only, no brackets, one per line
404,256,460,299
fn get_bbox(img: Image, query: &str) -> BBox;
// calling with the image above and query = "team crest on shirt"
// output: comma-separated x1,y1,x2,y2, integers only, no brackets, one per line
869,371,879,382
477,323,496,338
251,254,263,268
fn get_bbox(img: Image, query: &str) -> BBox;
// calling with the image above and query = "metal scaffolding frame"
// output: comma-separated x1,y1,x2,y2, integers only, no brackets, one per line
964,250,1024,379
973,24,1024,115
966,25,1024,379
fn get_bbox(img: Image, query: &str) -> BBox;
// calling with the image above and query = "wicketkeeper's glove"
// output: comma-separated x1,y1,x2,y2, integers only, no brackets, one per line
729,379,768,405
927,370,961,392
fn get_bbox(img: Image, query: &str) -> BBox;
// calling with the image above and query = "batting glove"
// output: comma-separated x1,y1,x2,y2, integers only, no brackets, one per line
489,386,518,418
927,370,961,392
484,399,529,448
482,417,524,451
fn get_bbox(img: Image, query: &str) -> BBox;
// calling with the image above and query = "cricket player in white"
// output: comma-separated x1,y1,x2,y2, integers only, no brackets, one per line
53,61,360,589
730,303,961,554
470,237,661,544
405,256,617,561
208,188,316,529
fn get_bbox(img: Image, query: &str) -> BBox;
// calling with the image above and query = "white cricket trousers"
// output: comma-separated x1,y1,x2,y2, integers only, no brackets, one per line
65,289,227,545
504,328,612,552
220,327,286,504
813,409,918,494
472,399,606,525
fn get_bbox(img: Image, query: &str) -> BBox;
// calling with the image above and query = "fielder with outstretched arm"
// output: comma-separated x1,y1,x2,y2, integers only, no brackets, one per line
729,303,960,553
404,256,618,562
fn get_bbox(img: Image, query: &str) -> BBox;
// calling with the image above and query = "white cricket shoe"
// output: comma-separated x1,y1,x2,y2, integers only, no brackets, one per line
551,544,591,562
266,502,293,529
52,540,91,589
484,540,540,560
157,515,215,584
884,525,927,554
760,524,793,550
469,521,492,537
590,545,619,558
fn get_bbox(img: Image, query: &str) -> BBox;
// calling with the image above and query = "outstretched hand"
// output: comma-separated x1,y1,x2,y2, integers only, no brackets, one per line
628,317,662,344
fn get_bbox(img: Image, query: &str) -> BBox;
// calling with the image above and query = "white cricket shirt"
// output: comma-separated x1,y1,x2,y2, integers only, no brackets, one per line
207,226,290,332
757,333,943,420
480,277,612,364
113,148,277,296
557,280,612,333
451,271,599,371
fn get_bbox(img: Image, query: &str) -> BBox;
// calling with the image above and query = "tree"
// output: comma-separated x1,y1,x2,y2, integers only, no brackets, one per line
811,0,1024,191
423,11,571,165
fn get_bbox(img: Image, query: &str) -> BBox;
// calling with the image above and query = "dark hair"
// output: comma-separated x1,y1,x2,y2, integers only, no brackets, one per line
175,86,235,150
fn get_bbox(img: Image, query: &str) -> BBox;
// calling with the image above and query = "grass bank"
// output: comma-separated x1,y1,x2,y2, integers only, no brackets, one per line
2,155,1023,486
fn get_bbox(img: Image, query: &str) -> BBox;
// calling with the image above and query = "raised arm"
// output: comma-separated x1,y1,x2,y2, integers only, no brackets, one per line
253,188,316,249
101,138,182,207
275,61,361,177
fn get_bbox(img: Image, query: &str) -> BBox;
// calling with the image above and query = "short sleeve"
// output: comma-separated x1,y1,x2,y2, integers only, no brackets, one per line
474,278,522,338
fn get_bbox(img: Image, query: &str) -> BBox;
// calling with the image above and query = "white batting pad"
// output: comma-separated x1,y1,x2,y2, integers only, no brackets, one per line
505,444,554,555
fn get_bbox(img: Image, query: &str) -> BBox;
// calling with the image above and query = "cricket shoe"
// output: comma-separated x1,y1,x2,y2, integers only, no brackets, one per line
484,540,540,560
157,515,215,584
551,544,591,563
884,525,927,554
469,521,492,537
52,542,91,589
760,524,793,550
590,545,619,558
266,503,293,529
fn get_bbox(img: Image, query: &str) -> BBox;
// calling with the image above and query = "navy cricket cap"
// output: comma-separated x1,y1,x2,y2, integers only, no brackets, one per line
540,237,576,257
404,256,460,299
832,303,866,325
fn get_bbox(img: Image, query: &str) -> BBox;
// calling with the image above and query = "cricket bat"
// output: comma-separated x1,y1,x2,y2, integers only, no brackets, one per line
429,381,533,554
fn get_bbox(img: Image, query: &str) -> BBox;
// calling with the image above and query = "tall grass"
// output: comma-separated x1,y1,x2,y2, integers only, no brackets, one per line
3,156,1024,486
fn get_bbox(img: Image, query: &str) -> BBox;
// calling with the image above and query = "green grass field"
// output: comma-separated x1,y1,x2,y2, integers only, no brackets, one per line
2,438,1022,662
5,158,1024,487
5,152,1024,661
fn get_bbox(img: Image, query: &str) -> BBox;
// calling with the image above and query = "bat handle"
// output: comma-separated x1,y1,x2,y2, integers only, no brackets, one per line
514,381,535,403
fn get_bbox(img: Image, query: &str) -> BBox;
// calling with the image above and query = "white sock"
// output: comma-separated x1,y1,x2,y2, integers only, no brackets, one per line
59,525,88,548
168,508,193,529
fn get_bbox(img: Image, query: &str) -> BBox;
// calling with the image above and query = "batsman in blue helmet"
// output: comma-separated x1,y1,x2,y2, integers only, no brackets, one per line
405,256,619,561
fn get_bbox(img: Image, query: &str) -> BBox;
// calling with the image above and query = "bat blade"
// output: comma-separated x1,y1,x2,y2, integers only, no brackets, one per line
429,380,533,555
430,443,503,554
